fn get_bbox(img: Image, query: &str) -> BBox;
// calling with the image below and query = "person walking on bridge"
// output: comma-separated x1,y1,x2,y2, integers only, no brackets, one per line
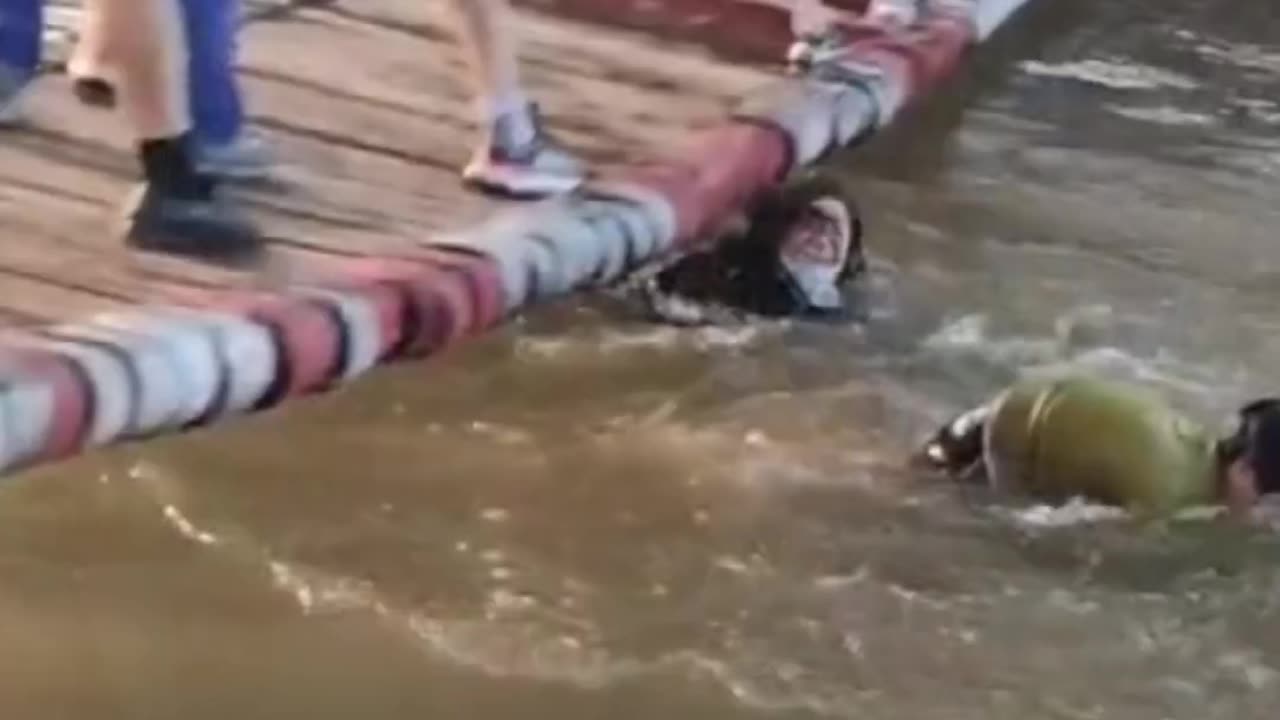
0,0,43,123
67,0,272,180
0,0,269,181
87,0,256,253
445,0,584,198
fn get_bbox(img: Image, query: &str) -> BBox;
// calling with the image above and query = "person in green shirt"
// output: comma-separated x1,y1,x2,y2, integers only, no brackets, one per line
914,376,1280,518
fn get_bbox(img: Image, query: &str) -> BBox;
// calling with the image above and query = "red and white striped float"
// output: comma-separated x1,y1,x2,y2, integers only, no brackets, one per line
0,0,1038,474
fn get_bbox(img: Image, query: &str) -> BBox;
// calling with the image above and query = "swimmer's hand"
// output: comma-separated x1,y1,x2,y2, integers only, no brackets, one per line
911,406,991,482
909,438,956,472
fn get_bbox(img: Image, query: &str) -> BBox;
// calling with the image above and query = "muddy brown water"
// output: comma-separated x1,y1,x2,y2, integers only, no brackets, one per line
2,1,1280,718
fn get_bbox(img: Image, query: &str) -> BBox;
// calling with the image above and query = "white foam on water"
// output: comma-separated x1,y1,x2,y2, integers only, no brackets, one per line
1001,497,1130,528
1194,43,1280,75
465,421,534,447
691,324,772,351
1220,652,1280,690
597,323,769,353
161,505,221,547
1024,345,1220,402
1018,59,1198,91
712,554,774,578
922,313,987,349
516,322,770,360
920,307,1228,406
1107,104,1217,127
886,583,949,610
921,313,1060,366
812,566,871,590
1045,589,1100,615
1229,97,1280,124
250,555,857,717
128,459,868,720
1011,496,1270,530
642,290,726,327
131,461,225,548
514,335,576,359
662,652,855,717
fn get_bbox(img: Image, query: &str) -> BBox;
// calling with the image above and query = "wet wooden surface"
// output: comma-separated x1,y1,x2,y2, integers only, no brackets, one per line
0,0,784,327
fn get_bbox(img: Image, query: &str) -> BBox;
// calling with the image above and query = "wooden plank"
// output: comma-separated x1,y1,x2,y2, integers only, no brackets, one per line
0,0,778,330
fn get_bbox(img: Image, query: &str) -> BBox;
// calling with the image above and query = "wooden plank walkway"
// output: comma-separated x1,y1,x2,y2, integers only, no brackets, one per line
0,0,782,327
0,0,1038,476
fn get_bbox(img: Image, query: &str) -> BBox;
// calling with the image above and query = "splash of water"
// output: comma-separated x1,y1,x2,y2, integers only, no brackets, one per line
1001,498,1131,529
1017,59,1199,91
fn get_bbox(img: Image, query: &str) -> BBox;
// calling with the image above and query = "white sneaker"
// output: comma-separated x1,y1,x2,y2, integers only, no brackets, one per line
0,65,29,127
462,104,584,198
778,194,855,312
197,131,275,181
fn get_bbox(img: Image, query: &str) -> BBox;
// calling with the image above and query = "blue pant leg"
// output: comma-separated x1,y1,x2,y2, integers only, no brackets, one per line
0,0,42,77
183,0,243,145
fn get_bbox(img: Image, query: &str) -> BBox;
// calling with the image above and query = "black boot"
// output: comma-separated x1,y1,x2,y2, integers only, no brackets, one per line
120,134,259,258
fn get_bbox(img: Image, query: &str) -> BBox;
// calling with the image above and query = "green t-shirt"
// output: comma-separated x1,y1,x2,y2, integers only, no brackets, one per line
984,376,1219,516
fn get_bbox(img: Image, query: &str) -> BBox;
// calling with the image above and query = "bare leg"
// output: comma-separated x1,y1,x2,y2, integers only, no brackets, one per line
67,7,119,108
441,0,583,197
93,0,189,140
68,0,111,81
443,0,531,143
93,0,255,253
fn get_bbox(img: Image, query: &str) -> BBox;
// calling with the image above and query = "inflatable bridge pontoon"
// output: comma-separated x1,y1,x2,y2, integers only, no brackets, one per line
0,0,1038,474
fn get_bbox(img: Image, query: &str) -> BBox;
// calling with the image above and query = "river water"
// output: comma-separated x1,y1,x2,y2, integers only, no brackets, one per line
3,1,1279,718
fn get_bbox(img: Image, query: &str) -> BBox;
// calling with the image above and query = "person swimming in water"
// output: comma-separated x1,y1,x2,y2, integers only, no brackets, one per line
646,176,1279,523
644,171,866,322
915,377,1280,520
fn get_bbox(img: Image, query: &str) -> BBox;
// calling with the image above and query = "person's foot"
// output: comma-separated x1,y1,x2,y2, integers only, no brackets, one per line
462,104,584,199
197,131,275,181
119,177,259,258
71,75,117,109
777,193,857,313
0,64,31,126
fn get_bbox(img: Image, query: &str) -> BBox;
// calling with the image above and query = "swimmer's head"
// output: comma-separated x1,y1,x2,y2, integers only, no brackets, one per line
1219,398,1280,506
760,173,865,314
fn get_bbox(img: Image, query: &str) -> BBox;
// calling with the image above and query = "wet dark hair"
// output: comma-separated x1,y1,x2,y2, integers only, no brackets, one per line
1219,399,1280,496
